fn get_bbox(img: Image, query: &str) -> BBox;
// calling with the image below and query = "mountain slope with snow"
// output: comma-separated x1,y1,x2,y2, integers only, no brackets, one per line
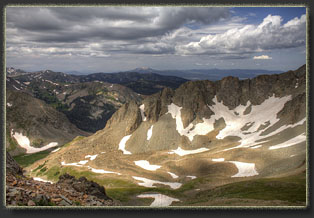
24,65,307,207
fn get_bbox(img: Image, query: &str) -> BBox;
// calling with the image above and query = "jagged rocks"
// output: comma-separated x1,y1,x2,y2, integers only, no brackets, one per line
58,173,110,201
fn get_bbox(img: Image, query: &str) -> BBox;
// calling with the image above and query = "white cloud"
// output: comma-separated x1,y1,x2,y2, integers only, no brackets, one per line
177,14,306,56
253,55,272,60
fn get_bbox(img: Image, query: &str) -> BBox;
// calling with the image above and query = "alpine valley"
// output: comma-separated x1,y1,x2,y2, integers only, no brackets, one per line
6,65,307,207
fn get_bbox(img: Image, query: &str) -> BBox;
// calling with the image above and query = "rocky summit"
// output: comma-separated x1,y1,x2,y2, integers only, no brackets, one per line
13,65,307,207
6,152,119,207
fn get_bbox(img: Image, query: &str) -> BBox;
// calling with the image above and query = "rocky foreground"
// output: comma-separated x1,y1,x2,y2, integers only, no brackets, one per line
6,152,120,207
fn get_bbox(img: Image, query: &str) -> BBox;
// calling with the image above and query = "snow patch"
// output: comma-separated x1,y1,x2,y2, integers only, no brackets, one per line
137,193,180,207
168,147,209,156
147,125,153,140
7,103,12,107
229,161,258,177
51,148,60,153
134,160,161,171
167,172,179,179
250,145,262,149
212,158,225,162
132,176,182,189
139,104,147,121
33,177,53,184
61,161,85,167
87,166,121,175
13,85,20,90
12,131,58,154
118,135,132,155
85,154,98,160
23,82,30,85
186,176,196,179
268,133,306,150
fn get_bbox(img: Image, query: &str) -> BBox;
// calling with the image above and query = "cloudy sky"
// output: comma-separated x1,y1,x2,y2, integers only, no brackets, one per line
6,6,306,73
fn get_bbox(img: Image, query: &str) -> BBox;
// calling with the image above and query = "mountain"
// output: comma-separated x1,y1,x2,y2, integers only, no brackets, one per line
80,71,189,95
127,67,283,81
7,71,143,133
6,88,90,156
24,65,306,206
6,67,27,76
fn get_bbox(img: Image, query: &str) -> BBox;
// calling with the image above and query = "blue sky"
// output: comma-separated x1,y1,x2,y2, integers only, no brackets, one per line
6,6,306,73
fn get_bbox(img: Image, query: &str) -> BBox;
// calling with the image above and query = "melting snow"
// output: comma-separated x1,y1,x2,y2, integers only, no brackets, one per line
11,131,58,154
118,135,132,155
229,161,259,177
139,104,147,121
132,176,182,189
87,166,121,175
137,193,180,207
212,158,225,162
268,133,306,150
168,147,209,156
33,177,53,184
7,103,12,107
134,160,161,171
167,172,179,179
85,154,98,160
147,125,153,140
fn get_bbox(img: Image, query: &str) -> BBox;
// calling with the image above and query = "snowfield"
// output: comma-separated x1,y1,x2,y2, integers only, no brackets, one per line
168,146,209,156
118,135,132,154
11,131,58,154
134,160,161,171
132,176,182,189
167,95,305,152
137,193,180,206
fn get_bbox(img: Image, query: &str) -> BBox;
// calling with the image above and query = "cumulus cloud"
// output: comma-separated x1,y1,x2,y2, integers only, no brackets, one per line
177,14,306,56
253,55,272,60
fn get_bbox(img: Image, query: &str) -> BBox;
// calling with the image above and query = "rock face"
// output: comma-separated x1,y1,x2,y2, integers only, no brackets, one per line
6,153,119,207
6,152,23,175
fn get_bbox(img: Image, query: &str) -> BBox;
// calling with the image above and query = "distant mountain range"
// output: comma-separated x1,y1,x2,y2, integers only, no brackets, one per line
67,67,284,81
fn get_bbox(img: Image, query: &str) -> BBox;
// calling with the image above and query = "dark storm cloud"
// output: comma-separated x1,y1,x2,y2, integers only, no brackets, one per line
6,7,230,43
